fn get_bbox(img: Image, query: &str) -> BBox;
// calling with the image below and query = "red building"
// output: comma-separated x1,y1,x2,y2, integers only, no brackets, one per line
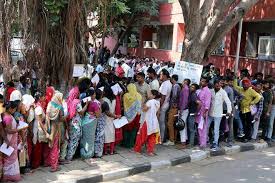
125,0,275,76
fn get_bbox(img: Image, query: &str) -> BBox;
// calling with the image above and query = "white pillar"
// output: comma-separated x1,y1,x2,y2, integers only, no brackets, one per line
172,23,178,52
234,19,243,75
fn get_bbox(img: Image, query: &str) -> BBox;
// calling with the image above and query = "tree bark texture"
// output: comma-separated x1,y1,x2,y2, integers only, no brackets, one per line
111,15,136,56
0,0,17,82
26,0,88,91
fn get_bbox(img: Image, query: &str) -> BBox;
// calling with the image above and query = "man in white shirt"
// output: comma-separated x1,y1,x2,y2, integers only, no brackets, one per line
147,67,159,90
121,62,130,78
95,63,104,73
159,69,172,142
157,62,168,75
108,56,118,69
167,62,174,77
153,60,160,73
208,80,232,150
141,63,149,76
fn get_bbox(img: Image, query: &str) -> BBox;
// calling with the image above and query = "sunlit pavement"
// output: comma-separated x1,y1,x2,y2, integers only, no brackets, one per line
107,147,275,183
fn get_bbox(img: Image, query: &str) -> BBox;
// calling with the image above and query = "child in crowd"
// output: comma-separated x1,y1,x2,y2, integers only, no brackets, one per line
134,90,161,156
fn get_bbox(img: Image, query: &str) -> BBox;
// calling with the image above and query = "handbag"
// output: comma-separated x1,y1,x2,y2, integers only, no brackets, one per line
38,125,48,143
174,115,185,131
250,105,258,116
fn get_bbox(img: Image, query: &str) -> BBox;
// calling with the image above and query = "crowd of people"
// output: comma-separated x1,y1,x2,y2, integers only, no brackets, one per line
0,53,274,182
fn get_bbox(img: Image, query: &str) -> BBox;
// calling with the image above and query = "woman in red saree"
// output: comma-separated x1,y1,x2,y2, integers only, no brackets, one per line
2,101,21,182
31,92,47,169
43,87,55,167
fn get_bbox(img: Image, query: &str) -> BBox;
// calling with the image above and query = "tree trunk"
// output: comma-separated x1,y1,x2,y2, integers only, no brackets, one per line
0,1,14,82
36,0,87,91
111,16,136,56
111,31,127,56
181,39,209,64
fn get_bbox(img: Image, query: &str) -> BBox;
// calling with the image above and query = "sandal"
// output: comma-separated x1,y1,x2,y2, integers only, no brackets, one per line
50,167,61,172
147,152,155,156
59,160,71,165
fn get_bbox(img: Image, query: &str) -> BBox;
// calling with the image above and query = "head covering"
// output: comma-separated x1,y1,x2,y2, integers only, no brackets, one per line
66,87,80,120
6,87,15,101
123,84,142,111
22,94,35,111
46,91,64,121
66,87,79,105
46,86,55,106
10,90,22,102
242,79,251,87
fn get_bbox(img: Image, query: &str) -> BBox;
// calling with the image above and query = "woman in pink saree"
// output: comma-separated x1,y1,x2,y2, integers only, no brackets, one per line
46,91,64,172
2,101,21,182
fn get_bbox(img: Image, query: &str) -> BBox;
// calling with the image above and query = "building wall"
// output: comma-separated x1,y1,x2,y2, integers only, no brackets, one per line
128,2,184,61
244,0,275,21
207,55,275,76
159,2,184,24
104,36,127,54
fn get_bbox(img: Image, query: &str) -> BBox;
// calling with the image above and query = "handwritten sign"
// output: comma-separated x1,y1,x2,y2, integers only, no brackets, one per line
173,61,203,84
73,64,85,77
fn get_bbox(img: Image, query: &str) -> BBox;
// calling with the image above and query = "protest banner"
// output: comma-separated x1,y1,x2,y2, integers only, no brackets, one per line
173,61,203,84
73,64,85,77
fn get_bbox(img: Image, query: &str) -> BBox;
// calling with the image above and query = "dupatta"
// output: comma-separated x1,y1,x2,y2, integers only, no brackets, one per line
123,84,142,122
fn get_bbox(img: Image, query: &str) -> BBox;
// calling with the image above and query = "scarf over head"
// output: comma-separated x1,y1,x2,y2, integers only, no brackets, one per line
10,90,22,102
123,84,142,121
66,86,80,120
46,86,55,106
22,94,35,111
6,87,15,101
124,84,142,111
46,91,64,121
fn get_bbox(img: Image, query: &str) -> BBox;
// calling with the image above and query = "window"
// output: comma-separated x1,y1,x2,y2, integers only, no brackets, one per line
212,38,225,55
158,25,173,50
258,36,275,61
245,32,257,58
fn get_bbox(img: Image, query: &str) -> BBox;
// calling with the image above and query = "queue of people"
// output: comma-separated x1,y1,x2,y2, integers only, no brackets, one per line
0,55,274,182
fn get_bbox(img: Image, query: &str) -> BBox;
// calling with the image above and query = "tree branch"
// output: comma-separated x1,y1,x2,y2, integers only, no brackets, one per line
200,0,214,18
205,0,260,58
178,0,189,23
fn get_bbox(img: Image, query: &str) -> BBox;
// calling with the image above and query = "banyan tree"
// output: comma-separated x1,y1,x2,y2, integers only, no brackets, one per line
21,0,89,92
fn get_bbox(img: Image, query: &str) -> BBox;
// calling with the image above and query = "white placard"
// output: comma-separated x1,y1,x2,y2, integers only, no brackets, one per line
0,143,14,156
111,84,123,96
73,64,85,77
173,61,203,84
113,116,128,129
82,96,91,103
17,121,29,130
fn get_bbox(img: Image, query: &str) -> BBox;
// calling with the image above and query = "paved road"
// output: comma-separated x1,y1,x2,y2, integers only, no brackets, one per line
107,147,275,183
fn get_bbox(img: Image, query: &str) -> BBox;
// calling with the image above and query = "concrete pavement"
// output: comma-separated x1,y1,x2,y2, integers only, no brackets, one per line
20,141,270,183
109,146,275,183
